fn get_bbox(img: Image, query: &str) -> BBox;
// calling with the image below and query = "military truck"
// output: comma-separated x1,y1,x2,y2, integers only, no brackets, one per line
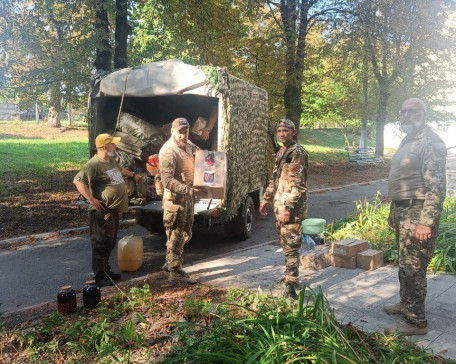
88,59,275,240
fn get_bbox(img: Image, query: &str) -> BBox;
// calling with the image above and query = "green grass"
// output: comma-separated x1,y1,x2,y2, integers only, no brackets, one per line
0,139,89,178
327,193,456,273
298,128,377,164
3,286,449,363
164,288,444,363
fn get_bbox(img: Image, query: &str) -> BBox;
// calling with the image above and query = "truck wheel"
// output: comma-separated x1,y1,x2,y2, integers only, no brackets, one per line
135,210,165,234
228,196,254,240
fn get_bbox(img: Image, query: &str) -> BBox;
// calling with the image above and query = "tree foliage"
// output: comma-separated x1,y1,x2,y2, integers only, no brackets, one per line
0,0,94,121
1,0,455,142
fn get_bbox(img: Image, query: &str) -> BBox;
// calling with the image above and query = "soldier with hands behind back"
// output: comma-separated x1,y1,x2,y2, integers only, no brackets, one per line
74,134,141,287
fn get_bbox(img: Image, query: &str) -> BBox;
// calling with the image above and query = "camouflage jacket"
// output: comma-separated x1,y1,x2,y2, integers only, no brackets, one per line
159,137,199,197
261,142,309,221
389,126,447,227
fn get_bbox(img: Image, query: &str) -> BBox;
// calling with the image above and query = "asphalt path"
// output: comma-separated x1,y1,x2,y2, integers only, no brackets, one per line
0,180,389,315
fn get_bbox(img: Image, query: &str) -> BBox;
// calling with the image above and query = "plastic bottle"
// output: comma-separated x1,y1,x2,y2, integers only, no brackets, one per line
57,285,77,314
300,235,316,253
117,235,143,271
83,280,101,309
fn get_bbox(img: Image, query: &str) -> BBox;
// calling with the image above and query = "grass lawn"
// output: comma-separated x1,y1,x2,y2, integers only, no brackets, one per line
0,123,90,239
299,128,378,164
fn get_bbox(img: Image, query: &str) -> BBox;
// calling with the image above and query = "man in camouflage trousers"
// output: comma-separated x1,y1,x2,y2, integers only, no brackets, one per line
159,118,199,285
260,119,308,299
384,98,447,336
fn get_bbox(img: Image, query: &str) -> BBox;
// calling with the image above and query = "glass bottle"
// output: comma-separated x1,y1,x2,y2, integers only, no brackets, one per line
83,280,101,309
57,285,77,314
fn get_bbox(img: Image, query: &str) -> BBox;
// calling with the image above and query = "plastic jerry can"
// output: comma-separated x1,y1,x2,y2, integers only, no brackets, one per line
117,235,143,271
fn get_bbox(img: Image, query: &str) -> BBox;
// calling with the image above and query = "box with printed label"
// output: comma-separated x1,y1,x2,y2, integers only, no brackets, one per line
300,245,331,271
193,150,227,199
356,249,383,271
331,239,368,258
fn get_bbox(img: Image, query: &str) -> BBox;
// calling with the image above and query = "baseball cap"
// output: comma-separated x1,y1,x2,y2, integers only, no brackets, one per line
277,119,295,130
171,117,190,130
95,133,121,148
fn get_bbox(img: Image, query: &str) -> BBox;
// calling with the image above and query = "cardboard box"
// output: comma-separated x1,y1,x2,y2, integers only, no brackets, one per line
193,150,227,199
300,245,331,270
357,249,383,271
331,239,368,258
331,254,357,269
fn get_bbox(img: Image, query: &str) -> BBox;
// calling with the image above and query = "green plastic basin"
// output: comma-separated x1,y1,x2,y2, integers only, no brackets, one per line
302,218,326,234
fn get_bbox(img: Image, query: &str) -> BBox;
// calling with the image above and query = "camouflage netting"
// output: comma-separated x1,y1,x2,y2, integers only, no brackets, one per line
208,68,275,221
89,60,275,222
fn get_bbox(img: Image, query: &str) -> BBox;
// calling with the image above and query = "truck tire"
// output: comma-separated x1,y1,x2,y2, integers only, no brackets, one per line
135,210,165,234
226,196,254,240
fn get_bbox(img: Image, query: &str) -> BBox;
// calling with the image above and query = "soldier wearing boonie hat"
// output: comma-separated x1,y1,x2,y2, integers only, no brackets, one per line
159,117,199,285
260,118,308,300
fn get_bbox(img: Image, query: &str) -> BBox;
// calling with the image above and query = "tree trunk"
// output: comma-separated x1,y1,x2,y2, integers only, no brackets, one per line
114,0,128,69
94,0,112,72
281,0,310,135
360,49,369,148
375,86,389,158
48,84,62,128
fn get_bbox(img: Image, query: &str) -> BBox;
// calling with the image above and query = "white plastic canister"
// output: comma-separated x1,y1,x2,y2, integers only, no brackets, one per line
117,235,143,271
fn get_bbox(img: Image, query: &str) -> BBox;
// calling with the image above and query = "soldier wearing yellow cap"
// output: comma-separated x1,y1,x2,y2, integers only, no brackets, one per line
74,133,141,287
159,118,200,284
260,119,309,299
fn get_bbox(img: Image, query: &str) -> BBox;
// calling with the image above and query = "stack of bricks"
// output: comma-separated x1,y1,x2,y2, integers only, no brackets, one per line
300,238,384,271
330,238,383,270
331,239,368,269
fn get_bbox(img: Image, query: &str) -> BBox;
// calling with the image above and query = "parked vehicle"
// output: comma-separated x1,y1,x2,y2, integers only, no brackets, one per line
87,59,275,240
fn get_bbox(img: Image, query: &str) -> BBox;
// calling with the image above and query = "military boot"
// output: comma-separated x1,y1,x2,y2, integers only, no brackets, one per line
162,263,191,278
384,319,427,336
383,302,403,315
284,283,298,300
274,278,299,300
168,271,197,285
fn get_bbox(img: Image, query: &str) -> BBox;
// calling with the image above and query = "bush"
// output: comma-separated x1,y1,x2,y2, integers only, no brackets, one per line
328,193,456,273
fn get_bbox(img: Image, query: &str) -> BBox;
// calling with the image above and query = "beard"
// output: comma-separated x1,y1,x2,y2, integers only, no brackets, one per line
401,121,424,135
172,135,187,148
107,150,118,158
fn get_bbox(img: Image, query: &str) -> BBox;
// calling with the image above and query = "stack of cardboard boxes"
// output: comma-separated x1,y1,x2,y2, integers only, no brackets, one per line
300,238,383,271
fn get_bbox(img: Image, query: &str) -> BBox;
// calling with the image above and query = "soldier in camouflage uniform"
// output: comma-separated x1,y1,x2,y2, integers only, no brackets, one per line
384,98,447,336
260,119,308,299
159,118,199,285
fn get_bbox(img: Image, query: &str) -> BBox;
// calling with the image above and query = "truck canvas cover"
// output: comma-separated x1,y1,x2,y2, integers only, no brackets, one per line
89,59,274,222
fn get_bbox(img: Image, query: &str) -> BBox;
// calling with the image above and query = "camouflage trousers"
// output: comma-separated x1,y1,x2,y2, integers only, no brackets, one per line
89,210,119,278
392,201,438,328
275,219,303,284
163,197,194,272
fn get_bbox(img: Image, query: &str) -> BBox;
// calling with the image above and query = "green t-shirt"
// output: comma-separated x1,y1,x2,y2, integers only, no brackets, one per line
75,156,128,213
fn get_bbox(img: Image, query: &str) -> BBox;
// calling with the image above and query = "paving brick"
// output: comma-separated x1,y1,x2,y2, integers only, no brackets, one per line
357,249,383,270
300,245,331,270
